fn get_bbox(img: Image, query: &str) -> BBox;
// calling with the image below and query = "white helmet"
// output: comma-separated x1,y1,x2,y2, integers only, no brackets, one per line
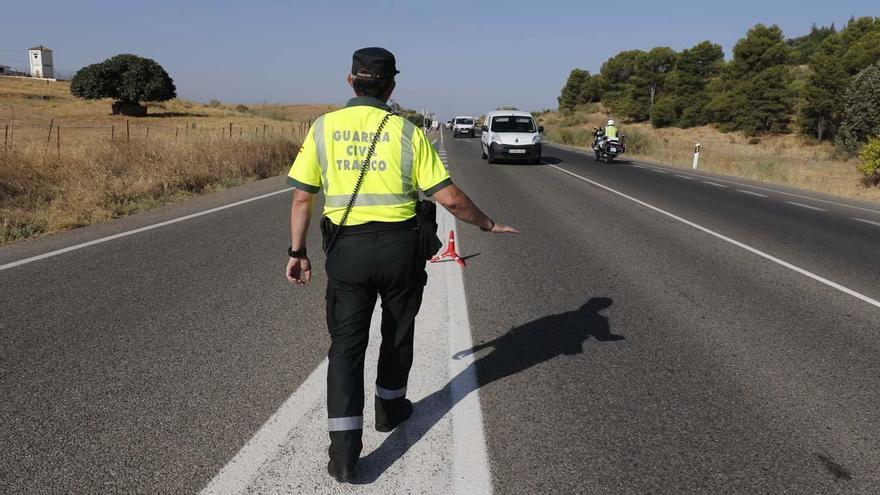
607,119,615,126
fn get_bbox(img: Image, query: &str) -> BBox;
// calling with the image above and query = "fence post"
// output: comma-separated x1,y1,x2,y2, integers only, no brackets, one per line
262,124,266,141
175,127,179,142
56,126,60,157
126,120,130,143
4,124,7,151
692,143,701,170
229,122,233,140
9,118,14,144
111,125,115,142
47,118,54,143
146,127,150,141
239,127,242,138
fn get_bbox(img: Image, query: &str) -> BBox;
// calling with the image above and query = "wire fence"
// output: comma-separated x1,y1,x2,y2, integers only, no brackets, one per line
2,118,313,154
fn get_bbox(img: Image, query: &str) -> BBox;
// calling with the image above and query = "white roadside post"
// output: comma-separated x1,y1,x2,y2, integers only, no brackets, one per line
692,143,702,170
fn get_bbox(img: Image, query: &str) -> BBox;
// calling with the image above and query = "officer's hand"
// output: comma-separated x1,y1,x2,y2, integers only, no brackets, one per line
286,256,312,285
489,223,519,234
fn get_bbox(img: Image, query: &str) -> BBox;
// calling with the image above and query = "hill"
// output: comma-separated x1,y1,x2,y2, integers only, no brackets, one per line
0,77,333,244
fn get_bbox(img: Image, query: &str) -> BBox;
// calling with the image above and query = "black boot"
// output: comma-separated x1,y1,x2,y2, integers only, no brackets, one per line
375,397,413,432
327,458,356,483
327,430,361,483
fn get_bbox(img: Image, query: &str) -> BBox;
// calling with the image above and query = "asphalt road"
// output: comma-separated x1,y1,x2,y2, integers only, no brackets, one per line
2,126,880,493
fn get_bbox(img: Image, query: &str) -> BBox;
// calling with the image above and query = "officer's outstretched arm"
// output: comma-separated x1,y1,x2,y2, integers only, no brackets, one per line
432,184,518,234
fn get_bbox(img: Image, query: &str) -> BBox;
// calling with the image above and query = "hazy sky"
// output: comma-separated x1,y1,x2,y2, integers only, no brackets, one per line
1,1,876,120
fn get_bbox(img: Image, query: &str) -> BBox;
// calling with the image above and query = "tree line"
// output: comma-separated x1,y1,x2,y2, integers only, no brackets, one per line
558,17,880,155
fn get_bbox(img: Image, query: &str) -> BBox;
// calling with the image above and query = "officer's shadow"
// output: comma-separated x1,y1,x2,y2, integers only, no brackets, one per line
355,297,623,483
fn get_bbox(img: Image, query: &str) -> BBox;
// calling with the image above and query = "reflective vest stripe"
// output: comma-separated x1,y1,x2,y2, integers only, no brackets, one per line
400,119,416,194
376,385,407,400
328,416,363,431
324,192,417,207
313,115,328,186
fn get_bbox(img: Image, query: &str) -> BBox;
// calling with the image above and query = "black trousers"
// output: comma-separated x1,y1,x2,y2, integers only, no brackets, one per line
324,227,427,463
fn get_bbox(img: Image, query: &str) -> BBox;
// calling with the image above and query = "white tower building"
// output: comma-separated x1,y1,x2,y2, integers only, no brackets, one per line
28,45,54,79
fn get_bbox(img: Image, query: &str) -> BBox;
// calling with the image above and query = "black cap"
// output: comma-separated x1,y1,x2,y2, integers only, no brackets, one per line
351,47,400,80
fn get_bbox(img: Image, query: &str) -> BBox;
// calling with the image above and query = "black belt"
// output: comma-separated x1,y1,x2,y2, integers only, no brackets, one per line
340,217,418,236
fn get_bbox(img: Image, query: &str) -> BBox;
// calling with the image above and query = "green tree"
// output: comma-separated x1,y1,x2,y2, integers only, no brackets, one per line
836,63,880,154
599,50,644,119
630,47,678,120
599,48,677,122
558,68,600,111
857,137,880,185
650,97,677,128
70,54,176,116
786,23,836,65
800,17,880,140
654,41,724,127
730,24,789,74
708,24,796,134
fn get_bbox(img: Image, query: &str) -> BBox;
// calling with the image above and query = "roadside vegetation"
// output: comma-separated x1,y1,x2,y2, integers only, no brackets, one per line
1,76,331,244
552,16,880,196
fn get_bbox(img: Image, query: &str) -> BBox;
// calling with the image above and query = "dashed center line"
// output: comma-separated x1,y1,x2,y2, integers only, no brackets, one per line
704,181,728,188
853,217,880,228
549,163,880,310
737,189,768,198
786,201,826,212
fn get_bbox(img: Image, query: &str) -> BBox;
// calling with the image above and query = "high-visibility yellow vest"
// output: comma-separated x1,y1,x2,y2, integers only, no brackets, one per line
288,97,451,225
605,125,618,139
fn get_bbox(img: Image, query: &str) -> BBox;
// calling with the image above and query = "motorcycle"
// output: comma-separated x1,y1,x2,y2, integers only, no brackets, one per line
591,128,626,164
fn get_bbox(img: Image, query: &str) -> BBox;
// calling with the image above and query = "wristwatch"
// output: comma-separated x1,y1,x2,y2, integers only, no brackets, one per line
480,219,495,232
288,246,307,258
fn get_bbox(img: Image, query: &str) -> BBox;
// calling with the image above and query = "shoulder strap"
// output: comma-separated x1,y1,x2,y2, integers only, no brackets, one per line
324,112,393,254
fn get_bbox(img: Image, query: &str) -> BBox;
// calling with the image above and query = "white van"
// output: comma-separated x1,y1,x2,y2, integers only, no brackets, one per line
480,111,543,164
452,116,476,138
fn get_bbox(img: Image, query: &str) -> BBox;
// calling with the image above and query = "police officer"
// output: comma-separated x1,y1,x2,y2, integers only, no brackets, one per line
285,47,517,483
604,119,619,140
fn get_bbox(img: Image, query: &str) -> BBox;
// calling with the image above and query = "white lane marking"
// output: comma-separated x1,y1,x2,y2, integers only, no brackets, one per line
632,164,647,169
675,174,698,180
651,168,670,174
853,217,880,228
546,144,880,216
442,208,493,495
703,181,728,188
431,138,438,146
200,359,328,494
549,164,880,310
786,201,827,212
201,208,491,494
738,189,768,198
633,162,880,216
0,187,295,272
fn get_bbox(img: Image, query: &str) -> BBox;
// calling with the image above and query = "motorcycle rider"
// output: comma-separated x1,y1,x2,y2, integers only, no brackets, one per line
603,119,619,144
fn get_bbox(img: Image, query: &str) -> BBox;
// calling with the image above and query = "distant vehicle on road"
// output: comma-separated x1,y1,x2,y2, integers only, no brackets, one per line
445,120,452,129
452,116,476,138
591,127,626,164
480,110,544,164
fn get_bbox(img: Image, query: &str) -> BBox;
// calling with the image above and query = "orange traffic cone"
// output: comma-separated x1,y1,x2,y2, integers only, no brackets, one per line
431,230,465,267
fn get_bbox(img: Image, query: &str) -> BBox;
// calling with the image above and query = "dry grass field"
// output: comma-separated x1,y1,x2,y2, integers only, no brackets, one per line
537,107,880,204
0,77,335,244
